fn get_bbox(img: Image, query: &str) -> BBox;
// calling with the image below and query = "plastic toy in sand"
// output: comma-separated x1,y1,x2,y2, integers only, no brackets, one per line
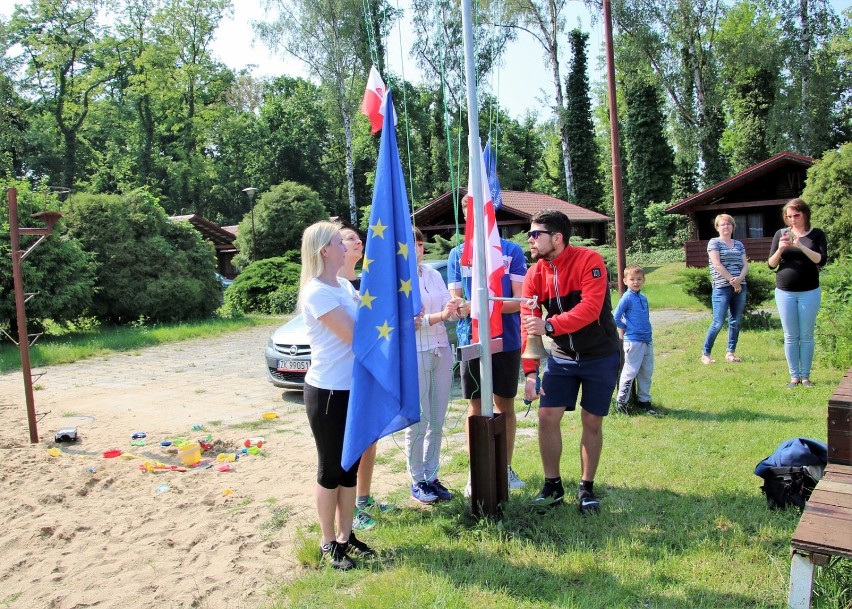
262,412,278,419
54,427,78,442
244,437,264,448
102,449,122,458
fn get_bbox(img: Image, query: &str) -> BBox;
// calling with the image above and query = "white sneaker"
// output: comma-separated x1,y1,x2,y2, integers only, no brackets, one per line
508,466,526,490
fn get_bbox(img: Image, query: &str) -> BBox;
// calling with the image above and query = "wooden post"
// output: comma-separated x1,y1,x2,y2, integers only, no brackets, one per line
468,412,508,517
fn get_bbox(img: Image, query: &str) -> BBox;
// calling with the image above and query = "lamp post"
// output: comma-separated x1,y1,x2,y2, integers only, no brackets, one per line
242,187,258,262
7,187,63,443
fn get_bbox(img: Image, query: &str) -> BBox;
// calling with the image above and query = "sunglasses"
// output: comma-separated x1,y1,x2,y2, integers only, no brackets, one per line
527,230,553,239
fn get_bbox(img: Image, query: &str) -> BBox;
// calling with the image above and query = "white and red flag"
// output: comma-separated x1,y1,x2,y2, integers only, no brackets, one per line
460,138,504,342
361,66,396,134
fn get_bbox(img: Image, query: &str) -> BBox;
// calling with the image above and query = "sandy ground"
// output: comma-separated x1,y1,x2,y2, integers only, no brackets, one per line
0,309,703,609
0,320,412,609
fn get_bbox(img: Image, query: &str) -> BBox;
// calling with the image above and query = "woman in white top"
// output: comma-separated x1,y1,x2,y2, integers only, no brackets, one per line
406,227,462,504
298,221,373,570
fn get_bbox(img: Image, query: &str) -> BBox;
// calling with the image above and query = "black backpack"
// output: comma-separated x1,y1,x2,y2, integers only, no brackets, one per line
754,438,828,511
758,465,822,510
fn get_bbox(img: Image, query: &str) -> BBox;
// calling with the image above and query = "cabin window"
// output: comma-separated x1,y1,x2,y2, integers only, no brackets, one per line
732,214,764,240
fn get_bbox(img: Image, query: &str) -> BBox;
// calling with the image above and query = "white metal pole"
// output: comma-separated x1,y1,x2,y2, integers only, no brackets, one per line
460,0,494,418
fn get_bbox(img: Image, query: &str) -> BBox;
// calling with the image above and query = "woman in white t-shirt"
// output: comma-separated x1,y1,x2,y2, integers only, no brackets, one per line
298,221,373,570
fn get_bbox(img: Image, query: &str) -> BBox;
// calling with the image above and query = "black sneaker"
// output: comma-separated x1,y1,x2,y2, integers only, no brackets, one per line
614,401,630,415
637,401,660,416
577,488,601,515
321,541,356,570
534,480,565,506
347,532,376,558
428,479,454,501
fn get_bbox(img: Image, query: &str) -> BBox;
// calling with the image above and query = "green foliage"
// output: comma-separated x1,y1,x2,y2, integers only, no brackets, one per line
224,257,302,315
565,29,603,212
816,259,852,369
232,182,327,269
802,143,852,260
622,77,675,248
62,189,220,324
643,201,690,251
679,264,774,315
423,233,453,259
0,181,96,336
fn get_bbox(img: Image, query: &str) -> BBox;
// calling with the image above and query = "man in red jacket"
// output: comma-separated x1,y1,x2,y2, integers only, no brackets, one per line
521,209,621,514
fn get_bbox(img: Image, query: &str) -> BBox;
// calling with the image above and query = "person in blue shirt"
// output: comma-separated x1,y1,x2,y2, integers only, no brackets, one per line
448,237,528,494
612,265,657,416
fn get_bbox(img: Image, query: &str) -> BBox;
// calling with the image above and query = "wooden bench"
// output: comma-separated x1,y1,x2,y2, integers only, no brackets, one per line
788,368,852,608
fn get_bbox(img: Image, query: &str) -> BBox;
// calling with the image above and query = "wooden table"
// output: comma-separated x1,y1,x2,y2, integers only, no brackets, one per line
787,468,852,606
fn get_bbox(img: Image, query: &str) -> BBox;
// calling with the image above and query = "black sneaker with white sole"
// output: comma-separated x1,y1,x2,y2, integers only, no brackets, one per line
347,532,376,558
577,488,601,515
321,541,356,570
534,480,565,507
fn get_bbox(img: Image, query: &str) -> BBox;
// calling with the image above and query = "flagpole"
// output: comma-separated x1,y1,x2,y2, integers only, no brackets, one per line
462,0,509,518
460,0,494,418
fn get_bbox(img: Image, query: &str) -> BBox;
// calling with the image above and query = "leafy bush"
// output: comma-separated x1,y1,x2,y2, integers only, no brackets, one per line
816,259,852,369
63,189,221,324
679,263,774,315
803,143,852,261
232,182,327,269
225,257,301,314
0,181,97,336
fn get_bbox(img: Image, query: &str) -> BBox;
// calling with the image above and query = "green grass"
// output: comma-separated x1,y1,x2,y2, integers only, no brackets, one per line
0,315,276,373
636,262,706,311
267,268,848,608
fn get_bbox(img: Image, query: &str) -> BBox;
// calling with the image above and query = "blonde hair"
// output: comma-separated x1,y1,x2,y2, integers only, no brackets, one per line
714,214,736,230
624,264,645,278
298,221,341,311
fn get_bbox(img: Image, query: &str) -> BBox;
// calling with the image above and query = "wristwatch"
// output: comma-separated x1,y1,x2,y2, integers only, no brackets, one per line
544,321,555,336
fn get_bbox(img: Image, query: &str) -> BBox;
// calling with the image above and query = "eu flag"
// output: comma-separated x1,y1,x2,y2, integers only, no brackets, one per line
342,90,421,471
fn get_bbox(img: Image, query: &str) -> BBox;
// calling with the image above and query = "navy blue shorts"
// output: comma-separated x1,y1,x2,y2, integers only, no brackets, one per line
539,351,620,416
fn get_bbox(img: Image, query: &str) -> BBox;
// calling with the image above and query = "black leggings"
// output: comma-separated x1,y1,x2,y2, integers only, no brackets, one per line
304,383,360,489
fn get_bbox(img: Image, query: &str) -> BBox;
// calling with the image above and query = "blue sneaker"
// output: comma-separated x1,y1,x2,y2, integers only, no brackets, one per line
428,479,454,501
410,481,439,504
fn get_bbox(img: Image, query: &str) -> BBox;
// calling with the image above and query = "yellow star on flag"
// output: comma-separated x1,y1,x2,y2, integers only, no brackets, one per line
370,219,388,239
360,290,376,309
399,278,412,297
362,256,373,273
377,320,394,340
397,241,409,258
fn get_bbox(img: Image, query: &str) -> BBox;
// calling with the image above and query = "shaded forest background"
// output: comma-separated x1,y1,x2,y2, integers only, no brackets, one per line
1,0,849,247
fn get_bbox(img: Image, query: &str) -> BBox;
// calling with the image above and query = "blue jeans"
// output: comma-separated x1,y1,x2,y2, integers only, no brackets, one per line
775,288,821,380
703,285,747,356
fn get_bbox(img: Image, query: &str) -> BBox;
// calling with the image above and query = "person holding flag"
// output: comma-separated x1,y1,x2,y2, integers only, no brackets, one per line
448,139,528,497
298,221,375,571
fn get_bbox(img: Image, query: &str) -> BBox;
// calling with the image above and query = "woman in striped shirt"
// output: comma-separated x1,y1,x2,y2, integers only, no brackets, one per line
701,214,749,364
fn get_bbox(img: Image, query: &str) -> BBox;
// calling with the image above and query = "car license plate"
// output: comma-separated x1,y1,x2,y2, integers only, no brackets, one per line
278,359,309,372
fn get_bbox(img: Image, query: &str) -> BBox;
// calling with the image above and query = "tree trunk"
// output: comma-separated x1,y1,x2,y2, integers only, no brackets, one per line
799,0,811,154
549,48,574,199
340,82,357,225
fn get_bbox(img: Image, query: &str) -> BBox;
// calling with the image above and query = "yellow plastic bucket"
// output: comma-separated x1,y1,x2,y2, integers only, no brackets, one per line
178,442,201,466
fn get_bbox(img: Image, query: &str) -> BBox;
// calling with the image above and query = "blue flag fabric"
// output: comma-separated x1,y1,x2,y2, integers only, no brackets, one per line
483,138,503,211
342,90,422,471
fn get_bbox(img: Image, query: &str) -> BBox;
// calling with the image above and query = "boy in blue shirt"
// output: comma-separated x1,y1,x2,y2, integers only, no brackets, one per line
612,265,657,416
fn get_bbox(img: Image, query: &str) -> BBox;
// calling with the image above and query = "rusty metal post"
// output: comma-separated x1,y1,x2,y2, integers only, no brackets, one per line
7,188,39,443
604,0,627,294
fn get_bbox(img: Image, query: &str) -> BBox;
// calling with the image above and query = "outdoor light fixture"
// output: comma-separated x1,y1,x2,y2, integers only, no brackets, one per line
242,187,259,262
6,188,63,443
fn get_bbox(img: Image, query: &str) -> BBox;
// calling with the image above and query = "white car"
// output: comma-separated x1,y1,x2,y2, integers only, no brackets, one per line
265,315,311,390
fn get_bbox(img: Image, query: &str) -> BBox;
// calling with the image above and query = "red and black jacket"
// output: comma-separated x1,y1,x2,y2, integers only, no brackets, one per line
521,245,620,374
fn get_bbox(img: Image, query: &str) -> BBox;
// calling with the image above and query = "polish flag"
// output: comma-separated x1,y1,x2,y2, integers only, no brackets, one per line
461,138,504,342
361,66,394,134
